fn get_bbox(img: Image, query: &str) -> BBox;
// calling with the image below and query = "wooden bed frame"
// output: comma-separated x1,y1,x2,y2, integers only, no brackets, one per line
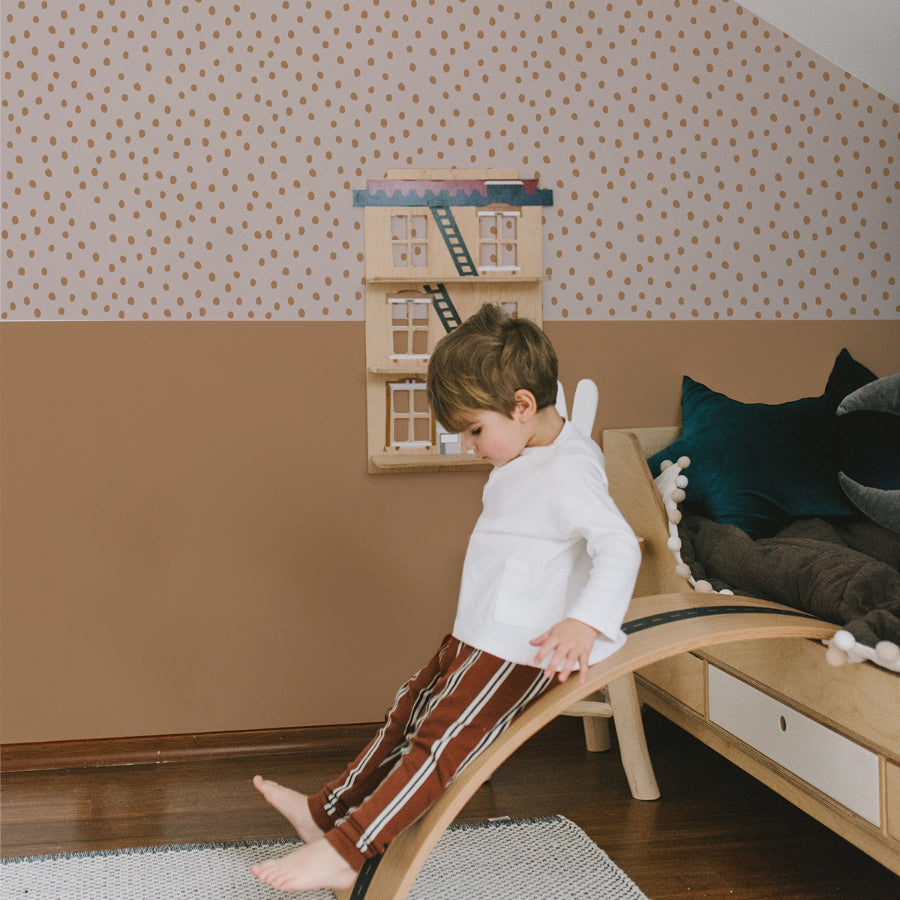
606,427,900,878
335,424,899,898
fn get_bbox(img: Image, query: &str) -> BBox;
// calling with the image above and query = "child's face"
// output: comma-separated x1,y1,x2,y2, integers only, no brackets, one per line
459,409,532,468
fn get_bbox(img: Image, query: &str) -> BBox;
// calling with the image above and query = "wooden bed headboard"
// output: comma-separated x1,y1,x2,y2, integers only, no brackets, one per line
600,427,690,600
608,425,682,458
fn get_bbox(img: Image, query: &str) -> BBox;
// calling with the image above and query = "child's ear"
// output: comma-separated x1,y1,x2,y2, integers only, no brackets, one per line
512,389,538,421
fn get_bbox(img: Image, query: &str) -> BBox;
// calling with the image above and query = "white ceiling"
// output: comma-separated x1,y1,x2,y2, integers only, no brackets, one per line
739,0,899,100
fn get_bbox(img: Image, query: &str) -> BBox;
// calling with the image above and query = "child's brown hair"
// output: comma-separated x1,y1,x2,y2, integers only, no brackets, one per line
426,303,558,433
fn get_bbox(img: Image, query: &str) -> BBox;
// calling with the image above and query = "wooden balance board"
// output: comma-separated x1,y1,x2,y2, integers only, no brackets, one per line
335,592,837,900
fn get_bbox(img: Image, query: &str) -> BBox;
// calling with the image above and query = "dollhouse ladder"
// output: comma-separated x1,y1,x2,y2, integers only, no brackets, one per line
429,206,479,277
424,283,463,333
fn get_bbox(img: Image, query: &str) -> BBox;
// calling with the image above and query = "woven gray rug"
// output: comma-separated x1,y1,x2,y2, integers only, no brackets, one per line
1,815,649,899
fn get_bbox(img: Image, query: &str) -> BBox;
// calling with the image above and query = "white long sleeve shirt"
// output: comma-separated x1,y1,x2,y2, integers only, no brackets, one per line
452,421,641,667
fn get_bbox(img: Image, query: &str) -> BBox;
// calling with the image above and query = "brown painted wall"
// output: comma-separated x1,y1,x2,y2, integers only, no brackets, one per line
2,321,899,743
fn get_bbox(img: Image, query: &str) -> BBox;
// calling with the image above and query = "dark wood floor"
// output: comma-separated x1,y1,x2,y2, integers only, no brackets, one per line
2,710,897,898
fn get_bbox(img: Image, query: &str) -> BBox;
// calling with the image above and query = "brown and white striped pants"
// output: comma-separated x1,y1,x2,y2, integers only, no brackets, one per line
308,634,551,871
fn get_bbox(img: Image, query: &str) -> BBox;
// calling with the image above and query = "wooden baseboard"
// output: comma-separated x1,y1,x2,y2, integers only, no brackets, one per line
0,723,378,773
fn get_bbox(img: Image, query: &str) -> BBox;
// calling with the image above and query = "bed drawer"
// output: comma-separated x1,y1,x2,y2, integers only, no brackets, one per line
708,666,880,826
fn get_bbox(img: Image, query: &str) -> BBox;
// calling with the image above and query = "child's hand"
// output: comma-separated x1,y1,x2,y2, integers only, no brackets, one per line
530,618,599,684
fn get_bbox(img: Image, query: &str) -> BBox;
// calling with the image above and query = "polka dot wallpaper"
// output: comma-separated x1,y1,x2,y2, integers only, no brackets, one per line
2,0,897,321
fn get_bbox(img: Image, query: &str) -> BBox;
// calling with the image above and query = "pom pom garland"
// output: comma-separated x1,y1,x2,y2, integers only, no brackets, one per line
824,629,900,673
653,456,732,595
833,629,856,652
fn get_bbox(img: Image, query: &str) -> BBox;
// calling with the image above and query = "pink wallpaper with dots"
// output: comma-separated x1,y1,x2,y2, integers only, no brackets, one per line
3,0,897,322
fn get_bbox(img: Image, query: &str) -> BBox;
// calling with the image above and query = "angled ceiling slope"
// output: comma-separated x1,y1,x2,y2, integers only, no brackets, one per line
739,0,899,100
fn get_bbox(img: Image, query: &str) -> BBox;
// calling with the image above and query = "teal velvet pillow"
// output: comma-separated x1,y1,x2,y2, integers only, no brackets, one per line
647,351,877,540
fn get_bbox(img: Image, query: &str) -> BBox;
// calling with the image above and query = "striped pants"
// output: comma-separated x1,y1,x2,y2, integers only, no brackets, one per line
307,635,551,871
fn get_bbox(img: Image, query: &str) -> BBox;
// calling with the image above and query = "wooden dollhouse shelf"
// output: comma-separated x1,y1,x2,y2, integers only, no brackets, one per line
365,274,548,284
368,364,428,375
358,167,552,474
369,453,491,475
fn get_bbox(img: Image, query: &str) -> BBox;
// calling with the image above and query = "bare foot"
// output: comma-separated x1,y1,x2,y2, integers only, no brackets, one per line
250,836,357,892
252,775,325,845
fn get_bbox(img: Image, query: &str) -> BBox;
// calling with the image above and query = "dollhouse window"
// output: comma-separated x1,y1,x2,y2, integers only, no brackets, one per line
498,301,518,318
478,211,519,271
389,381,433,449
389,297,430,359
391,214,428,268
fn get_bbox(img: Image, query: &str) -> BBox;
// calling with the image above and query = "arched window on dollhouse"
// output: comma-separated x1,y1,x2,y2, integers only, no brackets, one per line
388,380,433,450
389,296,431,360
478,210,520,272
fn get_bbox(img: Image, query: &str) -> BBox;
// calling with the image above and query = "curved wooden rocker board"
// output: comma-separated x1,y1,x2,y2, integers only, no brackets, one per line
336,592,837,900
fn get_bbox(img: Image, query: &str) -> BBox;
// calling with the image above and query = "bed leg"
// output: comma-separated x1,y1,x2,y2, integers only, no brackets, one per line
608,673,660,800
582,714,613,752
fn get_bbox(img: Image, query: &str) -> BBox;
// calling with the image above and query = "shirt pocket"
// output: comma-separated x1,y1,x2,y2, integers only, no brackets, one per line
494,557,569,630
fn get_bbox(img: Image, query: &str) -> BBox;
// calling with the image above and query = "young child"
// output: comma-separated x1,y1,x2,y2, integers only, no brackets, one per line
251,303,641,893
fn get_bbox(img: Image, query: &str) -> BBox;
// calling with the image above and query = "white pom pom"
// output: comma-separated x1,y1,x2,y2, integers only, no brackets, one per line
694,579,713,593
671,488,686,503
875,640,900,665
667,535,682,551
677,456,690,469
667,508,682,525
675,562,691,578
832,629,856,652
720,588,734,595
674,474,688,489
825,645,848,667
660,459,673,471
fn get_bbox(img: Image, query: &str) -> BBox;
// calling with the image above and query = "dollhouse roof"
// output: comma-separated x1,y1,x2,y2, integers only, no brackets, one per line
353,179,553,208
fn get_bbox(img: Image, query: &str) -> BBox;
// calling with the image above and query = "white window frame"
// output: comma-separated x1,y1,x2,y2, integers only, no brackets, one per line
388,380,433,450
477,210,520,273
389,297,431,361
